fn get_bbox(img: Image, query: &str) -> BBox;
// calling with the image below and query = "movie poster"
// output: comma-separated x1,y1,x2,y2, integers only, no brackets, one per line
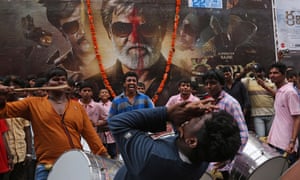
275,0,300,66
0,0,276,105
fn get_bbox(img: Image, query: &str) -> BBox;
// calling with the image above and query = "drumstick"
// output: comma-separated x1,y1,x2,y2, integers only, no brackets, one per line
14,85,70,92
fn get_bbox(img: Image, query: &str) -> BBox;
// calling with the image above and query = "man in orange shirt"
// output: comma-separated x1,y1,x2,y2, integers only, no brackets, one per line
0,67,108,180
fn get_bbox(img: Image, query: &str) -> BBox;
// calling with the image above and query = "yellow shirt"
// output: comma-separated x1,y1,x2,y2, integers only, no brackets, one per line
5,117,30,164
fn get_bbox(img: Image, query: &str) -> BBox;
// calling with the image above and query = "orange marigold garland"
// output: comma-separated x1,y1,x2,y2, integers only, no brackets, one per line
85,0,116,97
85,0,181,103
152,0,181,103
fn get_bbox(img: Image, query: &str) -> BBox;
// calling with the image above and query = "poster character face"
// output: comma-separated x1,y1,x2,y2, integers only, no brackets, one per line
59,4,94,61
109,7,164,70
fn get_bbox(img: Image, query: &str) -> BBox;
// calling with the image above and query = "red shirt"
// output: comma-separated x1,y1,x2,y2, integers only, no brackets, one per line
0,119,9,173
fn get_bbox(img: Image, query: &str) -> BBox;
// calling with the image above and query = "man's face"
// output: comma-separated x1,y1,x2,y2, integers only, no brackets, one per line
123,76,138,93
99,89,110,101
79,87,93,100
109,8,164,70
269,67,285,85
204,79,222,98
137,85,145,93
178,82,192,96
59,4,94,61
223,71,232,81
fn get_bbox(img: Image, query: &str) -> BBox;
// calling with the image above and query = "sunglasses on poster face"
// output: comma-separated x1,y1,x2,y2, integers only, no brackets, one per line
61,20,80,35
111,22,160,38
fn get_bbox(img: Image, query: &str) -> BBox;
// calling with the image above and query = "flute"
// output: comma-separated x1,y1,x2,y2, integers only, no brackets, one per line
14,85,70,92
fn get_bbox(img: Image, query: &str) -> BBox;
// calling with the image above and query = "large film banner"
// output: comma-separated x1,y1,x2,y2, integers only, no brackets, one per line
0,0,275,105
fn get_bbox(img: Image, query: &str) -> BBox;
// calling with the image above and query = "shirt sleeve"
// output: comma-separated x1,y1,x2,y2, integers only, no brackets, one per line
80,106,107,155
108,107,167,174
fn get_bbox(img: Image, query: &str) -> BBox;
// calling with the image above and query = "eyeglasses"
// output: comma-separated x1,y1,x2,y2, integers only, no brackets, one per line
61,20,80,35
111,22,160,37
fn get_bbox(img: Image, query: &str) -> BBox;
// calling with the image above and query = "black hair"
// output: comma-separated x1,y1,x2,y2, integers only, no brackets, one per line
123,71,138,83
40,0,81,29
221,66,232,73
286,69,298,79
26,74,37,81
253,63,264,73
34,77,47,88
79,81,94,91
3,75,26,88
196,110,241,162
202,69,225,86
137,82,145,88
177,78,191,87
269,62,287,75
45,67,68,81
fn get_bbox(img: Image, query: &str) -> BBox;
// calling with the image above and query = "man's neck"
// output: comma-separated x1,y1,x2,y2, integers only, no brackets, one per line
125,91,137,98
80,98,92,104
100,99,109,103
276,80,287,89
121,65,155,92
180,93,190,100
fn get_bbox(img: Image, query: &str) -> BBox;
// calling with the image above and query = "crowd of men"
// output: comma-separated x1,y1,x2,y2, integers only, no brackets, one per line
0,0,298,180
0,61,299,180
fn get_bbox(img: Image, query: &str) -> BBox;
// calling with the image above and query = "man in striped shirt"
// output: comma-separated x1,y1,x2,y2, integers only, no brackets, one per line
109,71,154,117
203,69,248,180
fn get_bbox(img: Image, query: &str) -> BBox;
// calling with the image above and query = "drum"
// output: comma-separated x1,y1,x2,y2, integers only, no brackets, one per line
230,132,289,180
48,150,123,180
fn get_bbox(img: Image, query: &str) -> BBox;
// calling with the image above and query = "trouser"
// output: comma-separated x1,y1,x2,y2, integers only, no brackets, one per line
9,162,28,180
35,164,52,180
253,115,273,137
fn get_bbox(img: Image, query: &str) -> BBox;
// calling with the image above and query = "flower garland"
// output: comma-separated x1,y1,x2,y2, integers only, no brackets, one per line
85,0,181,103
86,0,116,98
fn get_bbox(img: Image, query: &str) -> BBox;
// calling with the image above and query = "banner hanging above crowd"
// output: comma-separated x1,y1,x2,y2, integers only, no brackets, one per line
0,0,276,105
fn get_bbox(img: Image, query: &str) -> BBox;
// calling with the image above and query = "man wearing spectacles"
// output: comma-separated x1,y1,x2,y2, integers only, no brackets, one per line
87,0,191,106
40,0,97,80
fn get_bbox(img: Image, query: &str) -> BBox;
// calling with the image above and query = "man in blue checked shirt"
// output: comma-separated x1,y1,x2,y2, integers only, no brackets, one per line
202,69,248,180
109,71,154,117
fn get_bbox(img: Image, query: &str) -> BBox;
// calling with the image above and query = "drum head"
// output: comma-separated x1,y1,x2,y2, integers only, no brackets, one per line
248,156,289,180
48,150,94,180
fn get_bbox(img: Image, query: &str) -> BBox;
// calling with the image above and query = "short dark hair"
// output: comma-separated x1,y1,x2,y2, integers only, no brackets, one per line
137,82,145,88
123,71,138,83
286,69,298,79
178,79,191,87
40,0,81,29
202,69,225,86
197,110,241,162
221,66,232,73
253,63,264,73
79,81,94,91
46,67,68,81
269,62,287,75
3,75,26,88
34,77,47,88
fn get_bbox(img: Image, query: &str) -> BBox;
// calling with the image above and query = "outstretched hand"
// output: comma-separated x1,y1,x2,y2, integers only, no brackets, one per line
167,100,218,127
0,84,13,108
